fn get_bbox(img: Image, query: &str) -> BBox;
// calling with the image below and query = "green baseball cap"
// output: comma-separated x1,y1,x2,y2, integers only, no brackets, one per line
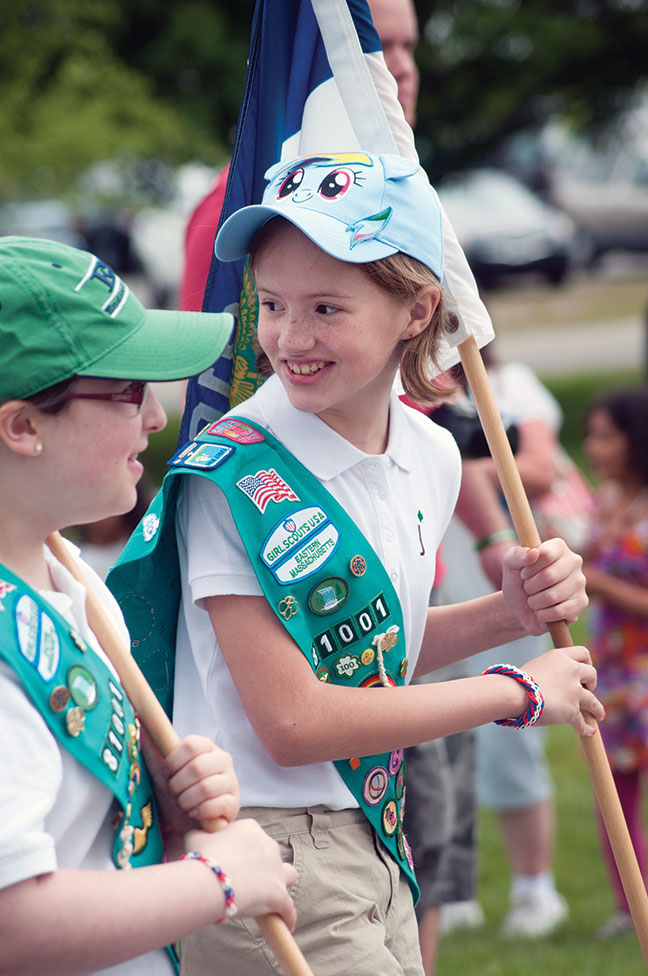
0,235,233,401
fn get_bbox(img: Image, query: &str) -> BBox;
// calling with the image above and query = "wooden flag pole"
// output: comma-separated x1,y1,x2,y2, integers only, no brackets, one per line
46,531,315,976
458,335,648,964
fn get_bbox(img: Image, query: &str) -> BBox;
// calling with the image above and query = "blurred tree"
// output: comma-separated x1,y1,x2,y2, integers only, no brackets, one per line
111,1,255,152
0,0,232,199
412,0,648,181
1,0,646,199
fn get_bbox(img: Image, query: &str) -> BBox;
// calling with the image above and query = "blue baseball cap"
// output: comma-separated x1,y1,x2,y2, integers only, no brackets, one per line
215,151,444,279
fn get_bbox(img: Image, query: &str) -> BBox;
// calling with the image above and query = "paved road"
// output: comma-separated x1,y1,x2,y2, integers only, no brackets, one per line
496,315,645,378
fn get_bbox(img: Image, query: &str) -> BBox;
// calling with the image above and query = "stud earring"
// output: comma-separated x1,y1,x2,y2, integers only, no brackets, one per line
34,442,43,455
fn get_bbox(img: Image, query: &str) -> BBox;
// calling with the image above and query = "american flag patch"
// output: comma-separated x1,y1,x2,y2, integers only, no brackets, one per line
236,469,299,513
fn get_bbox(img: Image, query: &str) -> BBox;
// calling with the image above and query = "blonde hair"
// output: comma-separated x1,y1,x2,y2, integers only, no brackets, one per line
248,217,458,407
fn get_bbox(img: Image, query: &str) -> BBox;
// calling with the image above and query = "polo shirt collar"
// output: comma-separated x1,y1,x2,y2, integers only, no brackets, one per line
246,375,415,481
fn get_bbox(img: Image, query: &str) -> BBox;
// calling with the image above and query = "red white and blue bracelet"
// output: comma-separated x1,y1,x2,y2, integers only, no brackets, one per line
481,663,545,729
181,851,238,922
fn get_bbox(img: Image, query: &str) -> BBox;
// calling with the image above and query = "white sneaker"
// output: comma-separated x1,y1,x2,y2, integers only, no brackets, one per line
596,910,635,940
501,889,569,938
440,900,486,934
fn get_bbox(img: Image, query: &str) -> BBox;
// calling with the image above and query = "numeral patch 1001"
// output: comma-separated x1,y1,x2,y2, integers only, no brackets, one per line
313,593,390,660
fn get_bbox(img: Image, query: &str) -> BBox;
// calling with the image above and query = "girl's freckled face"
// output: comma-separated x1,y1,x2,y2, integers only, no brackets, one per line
253,224,412,433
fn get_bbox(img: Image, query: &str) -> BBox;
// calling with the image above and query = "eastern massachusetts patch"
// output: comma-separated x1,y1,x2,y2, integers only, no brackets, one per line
272,524,339,584
261,507,328,569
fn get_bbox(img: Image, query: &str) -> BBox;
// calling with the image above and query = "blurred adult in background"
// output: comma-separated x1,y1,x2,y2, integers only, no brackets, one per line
582,388,648,940
441,343,574,938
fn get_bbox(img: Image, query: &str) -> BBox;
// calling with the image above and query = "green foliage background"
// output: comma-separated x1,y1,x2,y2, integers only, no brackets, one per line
1,0,646,199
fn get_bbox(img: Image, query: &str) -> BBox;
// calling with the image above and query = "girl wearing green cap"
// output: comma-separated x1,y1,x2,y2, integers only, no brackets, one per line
109,152,603,976
0,236,297,976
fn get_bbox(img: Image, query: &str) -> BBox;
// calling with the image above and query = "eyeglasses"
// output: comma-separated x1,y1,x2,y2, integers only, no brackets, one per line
62,381,148,409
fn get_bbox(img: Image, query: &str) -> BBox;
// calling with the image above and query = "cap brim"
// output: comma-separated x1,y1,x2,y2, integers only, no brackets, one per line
215,204,397,265
76,309,234,383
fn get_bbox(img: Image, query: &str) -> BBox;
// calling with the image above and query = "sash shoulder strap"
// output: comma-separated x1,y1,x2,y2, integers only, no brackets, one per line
0,563,164,872
108,416,418,898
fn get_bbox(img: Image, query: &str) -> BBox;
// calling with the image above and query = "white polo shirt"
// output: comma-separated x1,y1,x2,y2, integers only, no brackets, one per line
0,543,173,976
173,375,461,809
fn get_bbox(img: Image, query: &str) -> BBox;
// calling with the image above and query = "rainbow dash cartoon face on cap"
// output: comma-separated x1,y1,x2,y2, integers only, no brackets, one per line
215,151,444,280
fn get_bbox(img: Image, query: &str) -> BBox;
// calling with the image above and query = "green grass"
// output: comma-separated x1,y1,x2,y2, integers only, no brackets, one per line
436,610,645,975
437,715,646,974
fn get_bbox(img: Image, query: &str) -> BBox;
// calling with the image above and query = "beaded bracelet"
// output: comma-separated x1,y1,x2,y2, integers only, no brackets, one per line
474,528,517,552
181,851,238,922
481,663,545,729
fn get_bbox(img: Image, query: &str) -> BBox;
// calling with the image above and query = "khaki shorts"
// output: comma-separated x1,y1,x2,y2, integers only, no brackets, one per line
180,805,424,976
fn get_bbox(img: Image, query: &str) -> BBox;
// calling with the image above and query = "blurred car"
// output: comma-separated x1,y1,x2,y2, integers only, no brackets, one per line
437,168,578,289
128,162,220,308
0,199,86,249
548,137,648,258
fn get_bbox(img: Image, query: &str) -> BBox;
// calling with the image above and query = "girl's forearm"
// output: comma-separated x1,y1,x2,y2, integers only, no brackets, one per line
414,592,525,676
0,861,224,976
261,670,527,766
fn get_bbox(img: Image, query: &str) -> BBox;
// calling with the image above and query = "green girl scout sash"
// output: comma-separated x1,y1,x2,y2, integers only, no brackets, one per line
107,417,419,900
0,563,180,970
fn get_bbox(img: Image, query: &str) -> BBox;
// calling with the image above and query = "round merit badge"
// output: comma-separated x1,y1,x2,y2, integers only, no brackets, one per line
49,685,70,713
349,555,367,577
396,825,414,870
389,749,403,776
67,664,99,711
382,799,398,836
307,577,349,616
363,766,389,806
361,648,375,666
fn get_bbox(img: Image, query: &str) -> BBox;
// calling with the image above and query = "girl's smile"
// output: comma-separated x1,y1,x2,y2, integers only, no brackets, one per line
285,360,328,377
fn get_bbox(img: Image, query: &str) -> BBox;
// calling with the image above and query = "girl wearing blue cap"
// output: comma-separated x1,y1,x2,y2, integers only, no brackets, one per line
0,236,296,976
109,152,602,976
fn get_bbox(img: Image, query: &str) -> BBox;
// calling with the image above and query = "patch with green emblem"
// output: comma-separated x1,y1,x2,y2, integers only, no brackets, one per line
307,577,349,616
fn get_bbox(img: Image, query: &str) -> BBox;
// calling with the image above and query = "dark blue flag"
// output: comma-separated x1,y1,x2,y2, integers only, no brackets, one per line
180,0,493,440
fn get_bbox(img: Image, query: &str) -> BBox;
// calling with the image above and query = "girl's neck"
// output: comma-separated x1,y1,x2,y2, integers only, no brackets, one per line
316,400,391,455
0,507,56,591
